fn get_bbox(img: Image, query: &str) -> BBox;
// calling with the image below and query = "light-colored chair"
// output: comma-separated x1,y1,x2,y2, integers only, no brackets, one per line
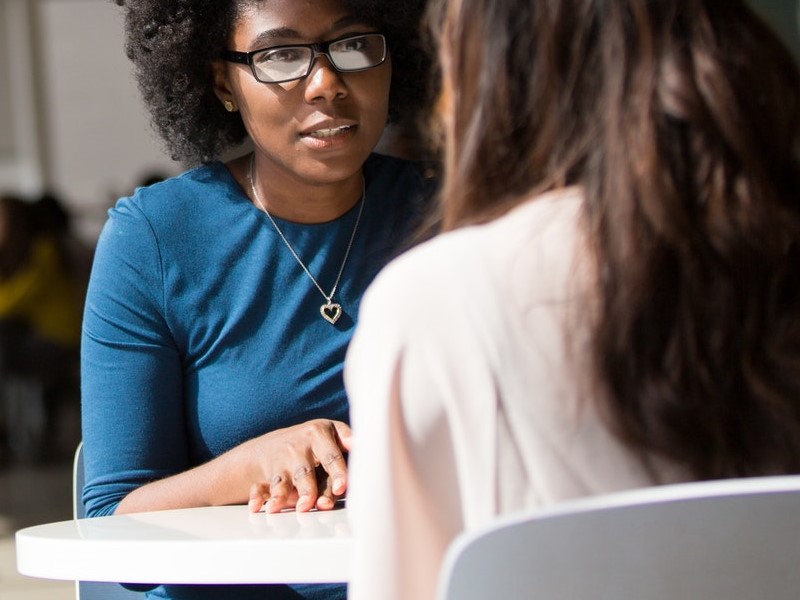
73,442,145,599
437,476,800,600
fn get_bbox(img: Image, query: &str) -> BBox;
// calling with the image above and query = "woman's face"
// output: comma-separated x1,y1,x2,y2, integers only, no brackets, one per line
215,0,391,188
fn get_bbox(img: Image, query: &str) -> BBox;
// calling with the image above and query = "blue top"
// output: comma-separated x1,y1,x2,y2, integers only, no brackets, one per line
80,154,431,599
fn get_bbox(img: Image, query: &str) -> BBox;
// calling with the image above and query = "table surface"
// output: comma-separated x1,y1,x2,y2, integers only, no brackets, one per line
15,504,352,584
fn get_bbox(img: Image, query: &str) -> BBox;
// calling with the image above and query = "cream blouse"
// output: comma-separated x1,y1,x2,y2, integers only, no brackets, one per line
345,187,687,600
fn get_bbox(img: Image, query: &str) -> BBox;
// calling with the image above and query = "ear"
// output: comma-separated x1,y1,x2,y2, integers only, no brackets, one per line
211,60,237,109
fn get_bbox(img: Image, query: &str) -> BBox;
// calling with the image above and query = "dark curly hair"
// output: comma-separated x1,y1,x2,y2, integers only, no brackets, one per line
114,0,432,165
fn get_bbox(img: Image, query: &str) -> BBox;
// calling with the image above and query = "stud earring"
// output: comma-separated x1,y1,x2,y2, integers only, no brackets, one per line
224,100,236,112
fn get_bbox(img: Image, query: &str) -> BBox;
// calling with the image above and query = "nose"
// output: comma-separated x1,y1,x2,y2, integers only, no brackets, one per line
303,53,347,103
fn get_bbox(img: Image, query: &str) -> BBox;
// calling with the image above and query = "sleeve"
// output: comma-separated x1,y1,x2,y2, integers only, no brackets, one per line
345,258,466,600
80,199,186,517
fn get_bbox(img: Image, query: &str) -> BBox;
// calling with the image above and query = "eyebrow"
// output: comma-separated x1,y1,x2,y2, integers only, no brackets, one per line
247,15,372,49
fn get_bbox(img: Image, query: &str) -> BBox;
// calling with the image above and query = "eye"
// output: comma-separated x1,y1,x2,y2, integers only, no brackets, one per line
262,47,306,63
335,36,368,53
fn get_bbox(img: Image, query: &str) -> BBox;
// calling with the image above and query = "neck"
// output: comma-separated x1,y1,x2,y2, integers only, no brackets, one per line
238,153,364,224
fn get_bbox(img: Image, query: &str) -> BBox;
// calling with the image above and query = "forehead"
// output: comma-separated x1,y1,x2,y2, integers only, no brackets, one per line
231,0,369,46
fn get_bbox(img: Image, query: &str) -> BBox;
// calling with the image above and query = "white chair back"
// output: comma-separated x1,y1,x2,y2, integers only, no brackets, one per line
438,476,800,600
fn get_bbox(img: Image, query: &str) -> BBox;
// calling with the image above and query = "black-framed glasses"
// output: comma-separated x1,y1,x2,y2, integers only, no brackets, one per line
221,32,387,84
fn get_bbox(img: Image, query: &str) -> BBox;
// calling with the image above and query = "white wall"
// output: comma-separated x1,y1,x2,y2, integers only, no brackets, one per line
0,3,14,156
36,0,180,243
0,0,44,197
0,0,179,244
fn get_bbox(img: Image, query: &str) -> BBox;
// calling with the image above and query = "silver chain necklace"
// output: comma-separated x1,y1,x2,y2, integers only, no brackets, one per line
249,155,365,324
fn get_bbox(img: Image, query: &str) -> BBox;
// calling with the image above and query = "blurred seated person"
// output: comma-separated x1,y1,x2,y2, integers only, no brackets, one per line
0,192,85,463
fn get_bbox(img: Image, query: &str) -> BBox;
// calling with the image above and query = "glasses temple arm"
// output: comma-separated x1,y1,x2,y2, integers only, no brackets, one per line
220,50,250,64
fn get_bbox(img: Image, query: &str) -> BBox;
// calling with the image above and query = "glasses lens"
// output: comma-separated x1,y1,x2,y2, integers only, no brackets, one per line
328,34,386,71
252,46,313,83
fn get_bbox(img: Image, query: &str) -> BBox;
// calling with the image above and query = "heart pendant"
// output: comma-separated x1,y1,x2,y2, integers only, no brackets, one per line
320,302,342,324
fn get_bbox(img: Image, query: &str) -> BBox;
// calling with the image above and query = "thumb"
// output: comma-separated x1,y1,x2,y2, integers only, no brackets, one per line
333,421,353,451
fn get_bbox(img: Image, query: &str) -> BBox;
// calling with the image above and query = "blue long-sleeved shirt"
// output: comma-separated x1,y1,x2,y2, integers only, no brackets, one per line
80,154,430,599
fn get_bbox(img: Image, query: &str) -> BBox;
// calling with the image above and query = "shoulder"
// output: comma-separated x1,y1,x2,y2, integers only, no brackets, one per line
106,162,241,237
95,162,242,263
379,186,583,274
360,186,586,334
122,162,235,216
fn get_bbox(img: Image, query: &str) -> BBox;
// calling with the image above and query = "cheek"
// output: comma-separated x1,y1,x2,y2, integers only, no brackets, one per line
360,67,392,125
235,82,288,133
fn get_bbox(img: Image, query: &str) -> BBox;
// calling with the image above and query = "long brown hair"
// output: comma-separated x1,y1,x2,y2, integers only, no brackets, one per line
430,0,800,478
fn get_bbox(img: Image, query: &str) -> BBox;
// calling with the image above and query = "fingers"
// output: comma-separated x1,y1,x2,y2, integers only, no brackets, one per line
248,482,270,513
251,419,352,513
258,464,320,514
318,449,347,498
277,420,349,510
333,421,353,452
292,464,319,513
249,474,300,514
308,421,349,501
315,465,338,511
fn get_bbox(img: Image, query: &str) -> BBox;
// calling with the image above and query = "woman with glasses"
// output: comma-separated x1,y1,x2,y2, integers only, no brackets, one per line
81,0,431,598
345,0,800,598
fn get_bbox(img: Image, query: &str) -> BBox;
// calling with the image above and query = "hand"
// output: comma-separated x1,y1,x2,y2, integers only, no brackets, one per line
246,419,351,514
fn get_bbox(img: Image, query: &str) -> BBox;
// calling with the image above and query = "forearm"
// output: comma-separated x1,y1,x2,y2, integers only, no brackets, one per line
114,440,260,514
116,419,352,514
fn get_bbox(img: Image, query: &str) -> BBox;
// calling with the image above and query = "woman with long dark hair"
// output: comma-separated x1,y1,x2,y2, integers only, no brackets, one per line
344,1,800,597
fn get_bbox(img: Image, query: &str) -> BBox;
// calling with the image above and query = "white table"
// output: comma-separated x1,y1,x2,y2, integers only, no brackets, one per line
15,505,352,584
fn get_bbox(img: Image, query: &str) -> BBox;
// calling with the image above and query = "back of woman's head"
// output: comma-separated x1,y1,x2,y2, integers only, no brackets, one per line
433,0,800,221
432,0,800,478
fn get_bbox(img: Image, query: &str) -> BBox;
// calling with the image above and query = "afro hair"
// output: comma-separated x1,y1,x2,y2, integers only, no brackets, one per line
114,0,432,165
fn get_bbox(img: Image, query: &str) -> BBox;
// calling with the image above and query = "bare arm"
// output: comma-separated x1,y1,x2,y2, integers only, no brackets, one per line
116,419,352,514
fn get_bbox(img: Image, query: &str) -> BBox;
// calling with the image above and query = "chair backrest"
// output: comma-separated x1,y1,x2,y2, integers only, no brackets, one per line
73,442,144,599
437,476,800,600
72,441,85,520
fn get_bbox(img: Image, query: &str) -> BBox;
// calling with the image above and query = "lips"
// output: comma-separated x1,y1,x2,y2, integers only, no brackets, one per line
299,118,358,138
305,125,355,139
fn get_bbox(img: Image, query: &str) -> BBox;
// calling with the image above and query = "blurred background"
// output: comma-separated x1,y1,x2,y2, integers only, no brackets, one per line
0,0,180,245
0,2,178,597
0,0,798,597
